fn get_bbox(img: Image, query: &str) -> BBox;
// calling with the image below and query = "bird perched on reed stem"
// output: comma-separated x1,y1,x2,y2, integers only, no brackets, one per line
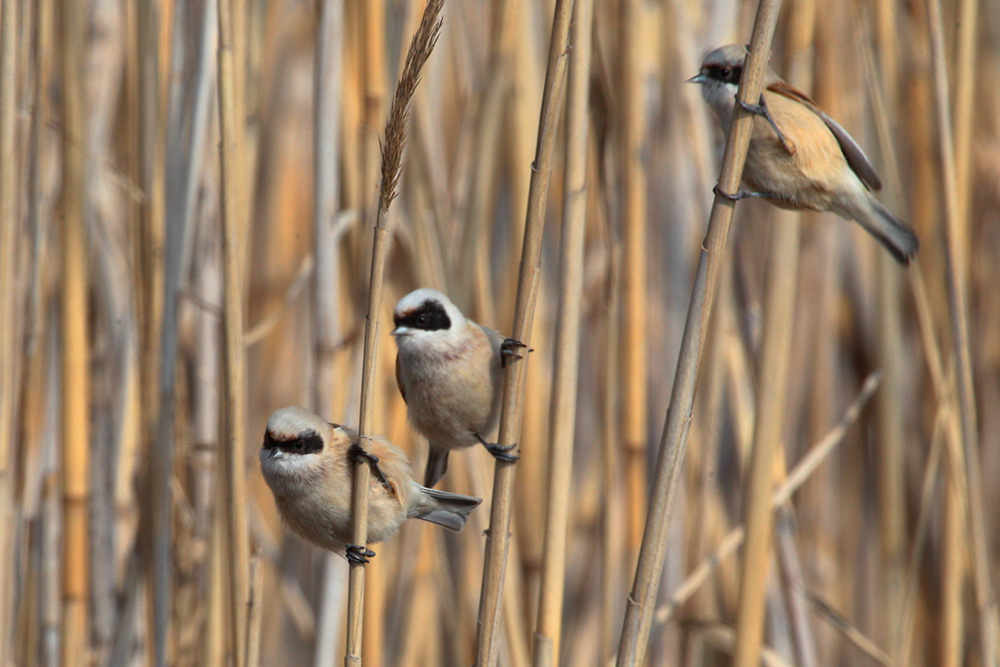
392,288,526,487
689,44,919,264
259,406,482,563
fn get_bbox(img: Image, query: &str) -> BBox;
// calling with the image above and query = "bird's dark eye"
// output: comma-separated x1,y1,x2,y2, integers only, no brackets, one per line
720,67,731,79
417,314,428,325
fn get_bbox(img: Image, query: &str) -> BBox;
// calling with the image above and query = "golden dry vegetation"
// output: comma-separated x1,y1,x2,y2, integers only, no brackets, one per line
3,0,1000,665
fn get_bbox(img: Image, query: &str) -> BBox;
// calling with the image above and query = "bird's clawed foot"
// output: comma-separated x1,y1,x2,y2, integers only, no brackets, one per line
713,184,774,201
348,442,391,489
500,338,528,368
477,434,520,462
735,96,795,153
345,544,376,564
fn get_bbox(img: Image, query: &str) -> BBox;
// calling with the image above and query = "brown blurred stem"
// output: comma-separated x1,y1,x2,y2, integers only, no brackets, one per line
923,0,1000,662
619,0,648,566
615,3,785,663
474,0,573,664
0,0,19,656
60,0,90,662
217,0,251,662
532,0,593,662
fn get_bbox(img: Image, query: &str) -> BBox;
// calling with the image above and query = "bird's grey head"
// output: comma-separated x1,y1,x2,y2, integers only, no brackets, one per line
261,406,328,469
391,288,467,343
688,44,749,120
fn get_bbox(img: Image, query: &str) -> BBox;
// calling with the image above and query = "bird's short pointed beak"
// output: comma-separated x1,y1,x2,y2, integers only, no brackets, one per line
687,73,708,84
391,326,413,337
265,448,280,459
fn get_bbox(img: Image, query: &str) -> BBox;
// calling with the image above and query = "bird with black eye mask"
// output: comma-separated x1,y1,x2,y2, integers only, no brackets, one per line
391,288,527,487
259,406,482,563
688,44,919,264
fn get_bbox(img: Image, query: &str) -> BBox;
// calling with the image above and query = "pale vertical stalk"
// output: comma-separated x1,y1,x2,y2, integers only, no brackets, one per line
217,0,250,662
951,0,978,226
246,553,263,667
619,0,648,562
190,175,222,661
871,3,906,659
0,0,19,656
731,205,801,667
946,0,979,654
362,0,385,221
475,1,573,664
152,0,215,658
138,0,165,430
312,1,346,662
731,6,813,664
345,4,443,663
532,0,593,663
615,4,785,663
941,460,966,667
923,0,999,662
312,0,343,430
601,241,624,663
60,0,90,662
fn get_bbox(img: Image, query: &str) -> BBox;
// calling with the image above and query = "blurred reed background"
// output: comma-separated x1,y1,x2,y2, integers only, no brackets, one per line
3,0,1000,664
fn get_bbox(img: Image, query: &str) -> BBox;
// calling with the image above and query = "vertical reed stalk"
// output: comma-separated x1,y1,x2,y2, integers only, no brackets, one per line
532,0,593,662
217,0,250,662
60,0,90,662
312,1,346,661
601,239,624,662
0,0,19,656
474,1,573,664
923,0,1000,662
137,0,165,433
619,0,649,567
871,4,906,657
615,4,785,663
951,0,978,225
731,215,801,666
345,3,443,663
732,7,814,663
312,0,343,422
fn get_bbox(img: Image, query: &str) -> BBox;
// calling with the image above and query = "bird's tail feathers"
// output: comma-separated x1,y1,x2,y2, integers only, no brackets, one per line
856,197,920,265
413,487,482,532
423,450,449,487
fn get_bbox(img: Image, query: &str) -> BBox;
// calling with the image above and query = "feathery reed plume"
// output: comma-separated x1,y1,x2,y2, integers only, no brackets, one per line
0,0,19,656
345,2,444,664
217,0,251,662
614,2,786,663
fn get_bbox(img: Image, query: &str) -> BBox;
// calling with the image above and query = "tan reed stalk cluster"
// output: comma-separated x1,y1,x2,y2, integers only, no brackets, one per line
2,0,999,665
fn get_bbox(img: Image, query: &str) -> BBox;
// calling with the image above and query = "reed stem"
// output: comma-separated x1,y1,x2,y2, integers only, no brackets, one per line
345,3,443,662
217,0,251,662
531,0,593,661
615,5,785,662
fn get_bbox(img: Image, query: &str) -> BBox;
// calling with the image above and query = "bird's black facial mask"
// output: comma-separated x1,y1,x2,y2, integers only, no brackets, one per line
393,299,452,331
706,63,742,85
263,429,324,456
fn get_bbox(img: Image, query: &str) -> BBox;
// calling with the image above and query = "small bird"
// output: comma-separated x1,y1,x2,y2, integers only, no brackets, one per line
391,288,526,487
688,44,919,264
259,406,482,563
